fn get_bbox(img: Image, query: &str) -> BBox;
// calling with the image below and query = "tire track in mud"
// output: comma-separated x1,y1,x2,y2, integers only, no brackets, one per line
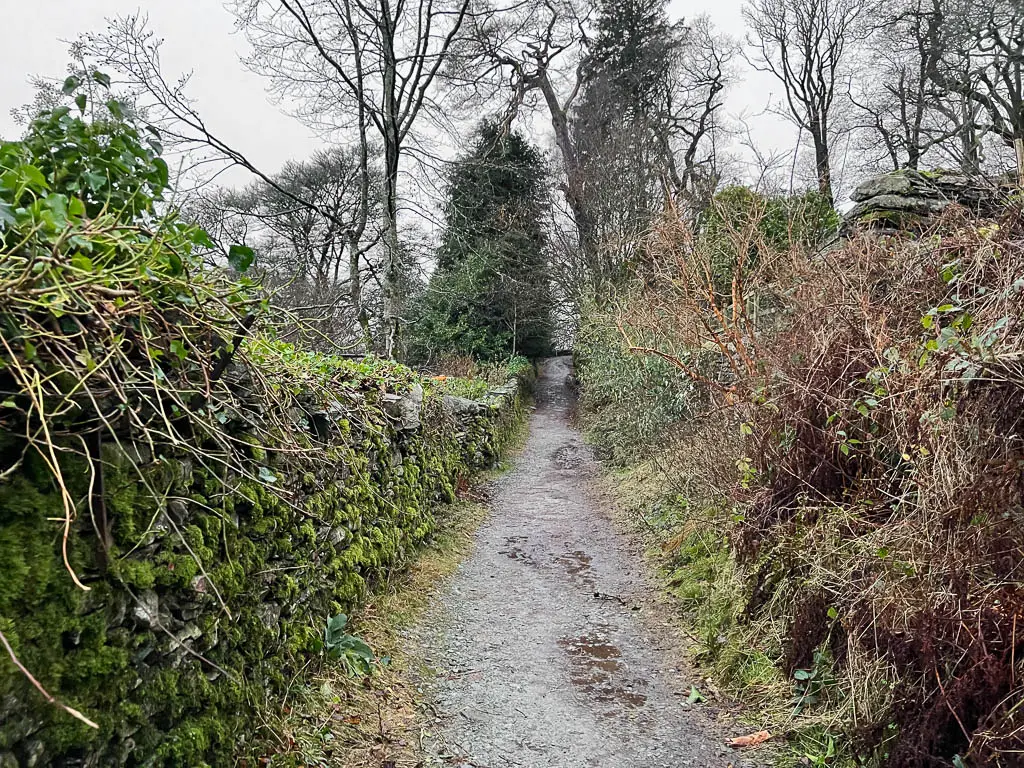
416,357,762,768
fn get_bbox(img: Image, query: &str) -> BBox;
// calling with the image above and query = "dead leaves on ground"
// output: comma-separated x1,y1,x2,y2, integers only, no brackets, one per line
728,730,771,749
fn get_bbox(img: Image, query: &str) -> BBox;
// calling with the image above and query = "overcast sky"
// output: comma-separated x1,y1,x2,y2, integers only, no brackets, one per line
0,0,799,191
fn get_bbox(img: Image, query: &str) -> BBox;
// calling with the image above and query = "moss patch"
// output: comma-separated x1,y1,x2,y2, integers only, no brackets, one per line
0,373,530,766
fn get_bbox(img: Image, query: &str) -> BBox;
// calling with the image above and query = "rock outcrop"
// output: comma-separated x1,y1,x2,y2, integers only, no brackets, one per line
845,169,1015,229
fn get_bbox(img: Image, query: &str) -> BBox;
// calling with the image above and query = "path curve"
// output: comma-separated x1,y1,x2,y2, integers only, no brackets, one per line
419,357,752,768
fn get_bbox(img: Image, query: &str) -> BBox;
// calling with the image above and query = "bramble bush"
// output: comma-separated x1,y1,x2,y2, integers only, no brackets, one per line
583,190,1024,767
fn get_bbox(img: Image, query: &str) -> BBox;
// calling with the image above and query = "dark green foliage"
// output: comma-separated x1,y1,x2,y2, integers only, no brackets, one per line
411,123,553,361
700,185,839,251
568,0,682,289
7,76,167,222
577,0,677,131
575,312,696,465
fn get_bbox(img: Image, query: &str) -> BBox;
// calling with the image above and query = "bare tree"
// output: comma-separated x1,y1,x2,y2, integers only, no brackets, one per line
660,18,737,209
456,0,731,300
230,0,473,358
948,0,1024,178
454,0,599,270
848,0,961,171
744,0,865,205
192,147,385,347
85,16,394,352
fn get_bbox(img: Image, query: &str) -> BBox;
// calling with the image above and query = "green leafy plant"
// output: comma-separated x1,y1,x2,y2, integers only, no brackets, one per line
322,614,376,676
804,732,838,766
791,650,837,716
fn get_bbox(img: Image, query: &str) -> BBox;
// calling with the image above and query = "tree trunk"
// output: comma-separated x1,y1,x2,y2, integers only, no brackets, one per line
381,8,403,360
1016,138,1024,187
381,160,401,359
810,117,834,206
536,72,601,289
348,232,372,351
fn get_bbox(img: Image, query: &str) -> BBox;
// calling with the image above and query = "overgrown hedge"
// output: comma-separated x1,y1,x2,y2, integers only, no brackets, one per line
580,198,1024,767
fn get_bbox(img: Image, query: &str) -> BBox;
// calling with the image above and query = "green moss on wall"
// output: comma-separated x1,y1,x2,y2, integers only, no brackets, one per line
0,373,530,766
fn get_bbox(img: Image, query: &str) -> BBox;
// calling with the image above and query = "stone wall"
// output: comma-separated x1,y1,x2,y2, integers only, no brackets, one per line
0,371,529,767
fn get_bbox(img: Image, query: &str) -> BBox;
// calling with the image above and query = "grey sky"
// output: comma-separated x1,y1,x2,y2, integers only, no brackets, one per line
0,0,799,190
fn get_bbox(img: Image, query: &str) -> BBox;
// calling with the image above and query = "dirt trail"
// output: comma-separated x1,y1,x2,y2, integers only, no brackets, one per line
415,357,757,768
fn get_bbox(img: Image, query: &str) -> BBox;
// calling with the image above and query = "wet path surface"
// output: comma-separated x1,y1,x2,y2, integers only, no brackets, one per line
418,358,753,768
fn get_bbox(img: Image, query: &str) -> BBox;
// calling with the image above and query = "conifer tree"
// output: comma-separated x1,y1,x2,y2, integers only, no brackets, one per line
571,0,682,285
412,123,553,361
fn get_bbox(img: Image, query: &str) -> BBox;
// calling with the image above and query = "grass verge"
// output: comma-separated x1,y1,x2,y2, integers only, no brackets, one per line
596,454,839,768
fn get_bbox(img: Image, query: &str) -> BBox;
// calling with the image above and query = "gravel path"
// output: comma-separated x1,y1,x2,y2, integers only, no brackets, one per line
418,357,754,768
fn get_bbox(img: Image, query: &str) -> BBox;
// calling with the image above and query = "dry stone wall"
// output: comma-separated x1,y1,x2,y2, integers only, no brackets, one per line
0,370,529,767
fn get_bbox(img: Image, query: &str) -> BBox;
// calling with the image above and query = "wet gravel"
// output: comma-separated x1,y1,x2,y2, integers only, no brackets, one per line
417,357,761,768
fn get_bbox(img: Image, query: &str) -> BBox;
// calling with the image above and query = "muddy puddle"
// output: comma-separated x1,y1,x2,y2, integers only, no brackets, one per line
498,534,535,565
559,632,649,711
554,549,595,587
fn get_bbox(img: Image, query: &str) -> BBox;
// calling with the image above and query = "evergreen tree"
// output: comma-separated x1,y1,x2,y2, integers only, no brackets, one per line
571,0,682,285
578,0,678,130
412,123,553,361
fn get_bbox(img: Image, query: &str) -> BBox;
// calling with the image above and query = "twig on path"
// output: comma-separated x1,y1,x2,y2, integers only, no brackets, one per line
592,590,628,606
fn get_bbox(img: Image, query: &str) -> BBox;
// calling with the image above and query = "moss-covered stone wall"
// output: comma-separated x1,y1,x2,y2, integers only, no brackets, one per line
0,373,528,767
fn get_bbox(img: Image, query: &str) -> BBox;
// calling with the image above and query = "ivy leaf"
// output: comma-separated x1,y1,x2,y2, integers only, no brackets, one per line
84,171,106,192
228,244,255,273
152,157,169,190
106,99,124,120
0,201,16,228
258,465,277,484
169,339,188,361
26,165,48,189
8,164,49,192
92,71,112,88
71,253,95,272
75,93,87,113
189,227,216,249
62,76,81,95
166,250,184,276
